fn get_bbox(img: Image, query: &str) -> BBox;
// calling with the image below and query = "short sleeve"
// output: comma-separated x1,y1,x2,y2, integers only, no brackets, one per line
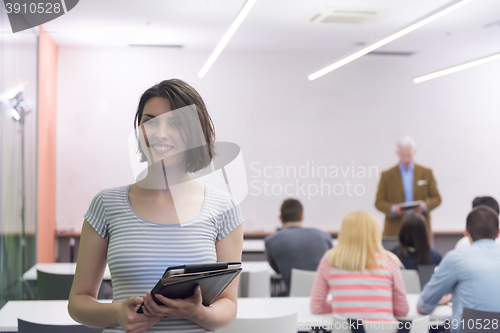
84,191,109,240
216,194,243,242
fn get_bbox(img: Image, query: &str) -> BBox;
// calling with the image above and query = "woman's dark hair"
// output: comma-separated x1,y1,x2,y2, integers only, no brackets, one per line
280,199,303,223
134,79,215,172
397,212,431,265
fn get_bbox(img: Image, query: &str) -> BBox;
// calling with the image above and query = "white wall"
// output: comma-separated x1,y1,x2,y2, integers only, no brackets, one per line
1,37,38,235
56,46,500,233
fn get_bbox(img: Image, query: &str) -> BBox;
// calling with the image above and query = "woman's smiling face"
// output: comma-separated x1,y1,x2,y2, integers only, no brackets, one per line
139,97,187,167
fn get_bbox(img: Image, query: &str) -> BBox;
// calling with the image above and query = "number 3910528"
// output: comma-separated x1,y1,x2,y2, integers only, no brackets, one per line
5,2,61,14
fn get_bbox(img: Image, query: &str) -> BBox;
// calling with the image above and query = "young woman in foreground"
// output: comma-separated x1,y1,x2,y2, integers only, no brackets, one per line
310,211,409,321
68,79,244,333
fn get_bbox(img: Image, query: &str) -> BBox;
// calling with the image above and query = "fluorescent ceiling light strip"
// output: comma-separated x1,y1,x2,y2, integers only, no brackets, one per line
414,53,500,83
308,0,475,81
198,0,257,78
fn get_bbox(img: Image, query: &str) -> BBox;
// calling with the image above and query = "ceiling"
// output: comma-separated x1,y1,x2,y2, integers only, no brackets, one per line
26,0,500,66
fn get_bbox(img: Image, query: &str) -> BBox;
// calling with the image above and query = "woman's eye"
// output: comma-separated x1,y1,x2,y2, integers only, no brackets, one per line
144,119,158,126
169,121,178,127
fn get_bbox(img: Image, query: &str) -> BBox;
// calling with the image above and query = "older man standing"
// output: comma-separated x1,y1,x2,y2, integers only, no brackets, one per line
375,136,441,243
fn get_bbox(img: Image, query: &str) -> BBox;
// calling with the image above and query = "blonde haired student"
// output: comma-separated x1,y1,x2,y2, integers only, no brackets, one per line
310,212,409,321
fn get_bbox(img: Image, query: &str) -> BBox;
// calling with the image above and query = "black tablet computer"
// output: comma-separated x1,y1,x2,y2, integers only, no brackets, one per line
137,262,242,313
400,201,421,210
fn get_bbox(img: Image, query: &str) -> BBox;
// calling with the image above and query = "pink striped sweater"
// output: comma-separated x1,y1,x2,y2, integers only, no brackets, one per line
310,255,409,321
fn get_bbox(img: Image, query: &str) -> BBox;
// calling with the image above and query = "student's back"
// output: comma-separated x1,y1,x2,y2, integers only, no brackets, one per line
264,199,332,294
454,240,500,310
309,211,409,321
265,226,332,288
392,212,441,270
418,206,500,333
390,246,442,270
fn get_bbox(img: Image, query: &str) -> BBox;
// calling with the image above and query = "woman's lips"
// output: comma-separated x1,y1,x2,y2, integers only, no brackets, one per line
150,144,174,154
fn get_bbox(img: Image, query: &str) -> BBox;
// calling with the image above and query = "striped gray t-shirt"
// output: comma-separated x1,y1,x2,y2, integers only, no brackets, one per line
84,184,243,333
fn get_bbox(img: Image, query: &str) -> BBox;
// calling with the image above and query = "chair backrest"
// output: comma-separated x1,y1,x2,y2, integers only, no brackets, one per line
363,321,398,333
18,319,101,333
238,270,270,297
382,237,399,251
36,270,74,300
289,268,316,297
331,315,429,333
417,265,436,290
461,308,500,332
409,315,430,333
216,313,297,333
400,269,421,294
331,315,354,333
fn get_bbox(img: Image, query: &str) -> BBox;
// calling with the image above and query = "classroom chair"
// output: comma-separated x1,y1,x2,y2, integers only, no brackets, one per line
37,270,106,300
461,308,500,332
331,314,430,333
17,319,101,333
289,268,316,297
331,314,354,333
408,315,431,333
36,270,74,300
238,270,271,297
400,269,421,294
417,264,436,290
382,236,399,251
215,313,297,333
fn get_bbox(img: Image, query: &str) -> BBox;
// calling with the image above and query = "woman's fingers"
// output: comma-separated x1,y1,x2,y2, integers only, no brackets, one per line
154,293,187,309
143,292,172,316
192,285,202,303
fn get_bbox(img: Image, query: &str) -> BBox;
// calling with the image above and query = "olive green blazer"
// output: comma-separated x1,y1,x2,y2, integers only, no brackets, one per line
375,164,441,242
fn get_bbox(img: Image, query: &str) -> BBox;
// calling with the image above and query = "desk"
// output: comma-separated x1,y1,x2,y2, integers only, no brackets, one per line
23,262,275,281
242,240,266,261
242,240,265,253
23,263,111,281
0,296,451,332
234,295,451,325
240,261,276,275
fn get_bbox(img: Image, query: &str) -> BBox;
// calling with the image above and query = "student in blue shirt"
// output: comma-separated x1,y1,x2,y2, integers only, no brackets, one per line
418,206,500,333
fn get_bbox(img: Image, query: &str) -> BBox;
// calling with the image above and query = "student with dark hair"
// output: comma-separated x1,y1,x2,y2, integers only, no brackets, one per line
265,199,333,294
472,196,500,214
68,79,243,333
391,213,442,270
455,196,500,249
418,206,500,333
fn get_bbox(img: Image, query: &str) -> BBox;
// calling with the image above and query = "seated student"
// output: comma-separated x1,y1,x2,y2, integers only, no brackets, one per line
418,206,500,333
455,196,500,249
265,199,332,295
310,212,409,321
391,212,442,270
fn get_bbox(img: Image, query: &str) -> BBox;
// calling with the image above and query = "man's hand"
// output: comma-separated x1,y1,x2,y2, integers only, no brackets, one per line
393,204,403,216
415,201,427,213
438,294,452,305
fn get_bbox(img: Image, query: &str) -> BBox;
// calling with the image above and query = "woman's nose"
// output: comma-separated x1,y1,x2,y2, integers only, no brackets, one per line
153,121,169,139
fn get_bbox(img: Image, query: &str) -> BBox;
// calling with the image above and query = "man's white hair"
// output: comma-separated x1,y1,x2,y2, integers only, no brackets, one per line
398,135,417,150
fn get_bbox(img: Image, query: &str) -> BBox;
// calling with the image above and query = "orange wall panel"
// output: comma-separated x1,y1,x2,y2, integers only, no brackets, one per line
37,25,58,263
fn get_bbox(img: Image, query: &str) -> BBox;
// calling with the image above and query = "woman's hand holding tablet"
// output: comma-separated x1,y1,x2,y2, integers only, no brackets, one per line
141,286,205,321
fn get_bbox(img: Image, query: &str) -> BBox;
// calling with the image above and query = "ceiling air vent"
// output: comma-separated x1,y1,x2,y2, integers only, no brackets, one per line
367,51,415,56
128,44,183,48
304,7,387,25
